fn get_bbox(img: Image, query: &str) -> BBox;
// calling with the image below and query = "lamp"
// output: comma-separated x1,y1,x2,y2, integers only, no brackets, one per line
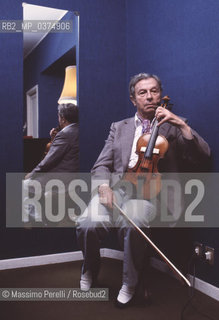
58,65,77,105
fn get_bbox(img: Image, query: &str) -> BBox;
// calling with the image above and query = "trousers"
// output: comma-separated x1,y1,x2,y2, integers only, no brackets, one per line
76,187,157,288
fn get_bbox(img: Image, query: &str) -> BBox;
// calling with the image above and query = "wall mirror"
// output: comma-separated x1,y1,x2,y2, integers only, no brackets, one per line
22,3,79,172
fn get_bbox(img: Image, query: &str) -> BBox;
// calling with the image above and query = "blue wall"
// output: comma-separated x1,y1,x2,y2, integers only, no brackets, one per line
126,0,219,287
126,0,219,169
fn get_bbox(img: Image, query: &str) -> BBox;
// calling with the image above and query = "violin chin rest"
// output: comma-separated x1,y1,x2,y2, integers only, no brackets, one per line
140,146,160,154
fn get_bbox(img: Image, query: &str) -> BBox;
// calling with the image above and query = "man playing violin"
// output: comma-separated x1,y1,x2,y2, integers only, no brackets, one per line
76,73,210,307
23,103,79,225
25,103,79,180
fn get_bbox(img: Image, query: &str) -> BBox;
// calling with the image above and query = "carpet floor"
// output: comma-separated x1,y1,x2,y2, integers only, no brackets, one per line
0,258,218,320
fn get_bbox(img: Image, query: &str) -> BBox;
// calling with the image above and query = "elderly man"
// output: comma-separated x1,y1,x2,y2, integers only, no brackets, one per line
24,103,79,225
26,103,79,179
76,73,210,307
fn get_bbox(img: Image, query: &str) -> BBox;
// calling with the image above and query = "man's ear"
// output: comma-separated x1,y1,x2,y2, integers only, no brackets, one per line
130,95,136,106
60,116,66,125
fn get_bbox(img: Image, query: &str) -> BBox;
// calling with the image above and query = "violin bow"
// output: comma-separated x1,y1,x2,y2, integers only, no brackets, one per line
113,201,191,287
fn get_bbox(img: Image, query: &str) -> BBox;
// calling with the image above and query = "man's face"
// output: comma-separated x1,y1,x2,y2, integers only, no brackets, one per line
130,78,162,120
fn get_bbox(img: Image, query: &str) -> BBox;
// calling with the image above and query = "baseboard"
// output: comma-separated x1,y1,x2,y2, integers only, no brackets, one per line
0,249,218,301
149,257,219,301
188,274,219,301
0,251,83,270
101,248,124,260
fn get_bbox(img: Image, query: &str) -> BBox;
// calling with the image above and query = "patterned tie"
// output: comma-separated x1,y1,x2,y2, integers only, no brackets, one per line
137,114,151,134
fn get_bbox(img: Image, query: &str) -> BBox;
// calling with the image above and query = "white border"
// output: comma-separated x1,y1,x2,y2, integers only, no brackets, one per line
0,249,218,301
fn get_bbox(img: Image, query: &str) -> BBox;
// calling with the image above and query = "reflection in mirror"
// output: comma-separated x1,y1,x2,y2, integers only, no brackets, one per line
22,3,79,173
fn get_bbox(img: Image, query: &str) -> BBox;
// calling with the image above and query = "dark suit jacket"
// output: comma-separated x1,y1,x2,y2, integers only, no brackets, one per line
91,116,211,186
28,123,79,182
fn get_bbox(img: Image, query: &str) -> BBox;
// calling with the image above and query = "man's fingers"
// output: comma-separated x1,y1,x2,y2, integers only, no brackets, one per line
98,186,114,209
157,115,168,126
99,195,108,204
157,120,163,127
99,195,113,209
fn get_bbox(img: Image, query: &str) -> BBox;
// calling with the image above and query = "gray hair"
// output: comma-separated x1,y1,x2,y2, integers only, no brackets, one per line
58,103,79,123
129,73,162,97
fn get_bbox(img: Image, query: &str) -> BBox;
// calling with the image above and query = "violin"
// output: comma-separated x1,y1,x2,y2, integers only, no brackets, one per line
124,96,171,199
43,125,61,157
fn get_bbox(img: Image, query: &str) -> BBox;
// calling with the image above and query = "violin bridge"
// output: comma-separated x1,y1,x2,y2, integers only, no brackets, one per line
140,146,160,154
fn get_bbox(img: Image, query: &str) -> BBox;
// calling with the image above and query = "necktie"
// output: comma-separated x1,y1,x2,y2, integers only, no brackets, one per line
137,115,151,134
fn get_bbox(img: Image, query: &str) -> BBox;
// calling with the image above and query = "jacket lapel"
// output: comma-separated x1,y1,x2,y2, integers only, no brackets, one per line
120,118,135,169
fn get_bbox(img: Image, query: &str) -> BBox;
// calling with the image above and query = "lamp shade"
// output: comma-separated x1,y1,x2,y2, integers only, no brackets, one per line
58,66,77,105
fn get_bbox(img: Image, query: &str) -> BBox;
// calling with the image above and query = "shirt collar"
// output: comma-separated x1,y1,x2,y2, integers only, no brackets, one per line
134,113,151,128
134,113,142,128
